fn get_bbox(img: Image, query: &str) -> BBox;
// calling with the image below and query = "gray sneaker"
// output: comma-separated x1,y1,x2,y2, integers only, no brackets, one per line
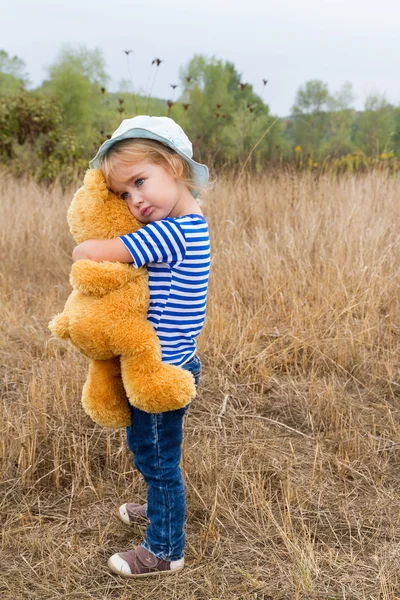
118,502,149,526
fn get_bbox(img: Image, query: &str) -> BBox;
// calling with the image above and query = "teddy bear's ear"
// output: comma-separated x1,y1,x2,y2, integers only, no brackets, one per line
83,169,109,201
68,166,142,243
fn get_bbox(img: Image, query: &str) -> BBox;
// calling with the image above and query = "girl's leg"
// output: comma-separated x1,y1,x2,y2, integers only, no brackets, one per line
130,406,187,560
109,355,202,575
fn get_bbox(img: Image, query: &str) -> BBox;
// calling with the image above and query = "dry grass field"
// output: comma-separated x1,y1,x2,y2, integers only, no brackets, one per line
1,168,400,599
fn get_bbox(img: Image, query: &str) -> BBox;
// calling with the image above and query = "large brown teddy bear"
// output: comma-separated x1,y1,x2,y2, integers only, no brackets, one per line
49,169,196,428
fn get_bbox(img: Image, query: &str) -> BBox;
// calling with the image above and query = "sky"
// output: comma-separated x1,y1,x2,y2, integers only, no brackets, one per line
2,0,400,116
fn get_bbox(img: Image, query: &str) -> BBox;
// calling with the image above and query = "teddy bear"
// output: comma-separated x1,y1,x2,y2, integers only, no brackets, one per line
49,169,196,428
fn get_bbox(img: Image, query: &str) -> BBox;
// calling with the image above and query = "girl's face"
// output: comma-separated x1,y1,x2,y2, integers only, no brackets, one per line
108,159,192,224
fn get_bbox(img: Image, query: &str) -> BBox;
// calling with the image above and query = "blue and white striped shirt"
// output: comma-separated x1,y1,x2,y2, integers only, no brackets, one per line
119,214,210,366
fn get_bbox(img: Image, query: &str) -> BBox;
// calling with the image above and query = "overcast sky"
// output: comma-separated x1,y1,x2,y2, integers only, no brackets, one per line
3,0,400,116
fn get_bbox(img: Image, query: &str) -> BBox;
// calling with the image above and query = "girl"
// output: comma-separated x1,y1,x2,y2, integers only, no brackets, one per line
72,116,211,578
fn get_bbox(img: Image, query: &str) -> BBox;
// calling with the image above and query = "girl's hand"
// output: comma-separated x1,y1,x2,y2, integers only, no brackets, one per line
72,239,134,263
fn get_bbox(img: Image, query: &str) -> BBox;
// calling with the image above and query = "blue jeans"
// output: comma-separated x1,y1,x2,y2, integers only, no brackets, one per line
126,354,202,561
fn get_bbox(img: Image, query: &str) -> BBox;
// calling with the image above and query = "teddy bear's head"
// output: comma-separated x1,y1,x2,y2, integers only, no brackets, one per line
67,169,142,243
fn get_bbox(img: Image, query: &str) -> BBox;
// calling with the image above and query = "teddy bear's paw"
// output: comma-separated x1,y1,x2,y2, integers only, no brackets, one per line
48,313,70,340
82,358,132,428
70,260,140,296
121,361,196,413
82,399,131,428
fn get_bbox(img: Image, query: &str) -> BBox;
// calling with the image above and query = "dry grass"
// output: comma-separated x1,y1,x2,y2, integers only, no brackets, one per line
1,168,400,599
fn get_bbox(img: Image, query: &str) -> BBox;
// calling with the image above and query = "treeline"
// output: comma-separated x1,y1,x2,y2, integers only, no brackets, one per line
1,46,399,184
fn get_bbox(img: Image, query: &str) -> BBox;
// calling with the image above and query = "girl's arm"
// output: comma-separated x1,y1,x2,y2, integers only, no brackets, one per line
73,219,186,267
72,239,134,263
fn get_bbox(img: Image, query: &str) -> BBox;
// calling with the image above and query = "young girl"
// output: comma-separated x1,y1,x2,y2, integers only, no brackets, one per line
72,116,211,578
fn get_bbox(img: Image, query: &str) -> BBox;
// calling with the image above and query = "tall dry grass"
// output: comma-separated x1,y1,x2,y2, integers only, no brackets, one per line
0,168,399,599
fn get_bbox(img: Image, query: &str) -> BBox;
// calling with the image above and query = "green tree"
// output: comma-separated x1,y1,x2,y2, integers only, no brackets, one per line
0,49,29,96
174,54,280,165
41,45,109,147
291,80,331,157
325,82,356,156
353,94,393,156
392,106,400,157
294,80,330,114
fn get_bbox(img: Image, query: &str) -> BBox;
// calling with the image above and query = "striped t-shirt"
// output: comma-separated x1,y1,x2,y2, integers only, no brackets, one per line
119,214,210,366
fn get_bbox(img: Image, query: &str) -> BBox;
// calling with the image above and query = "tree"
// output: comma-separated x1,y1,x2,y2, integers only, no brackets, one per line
330,81,355,111
354,94,393,156
175,54,279,165
293,80,330,114
392,106,400,157
0,49,29,96
324,82,356,156
41,45,109,146
291,80,331,157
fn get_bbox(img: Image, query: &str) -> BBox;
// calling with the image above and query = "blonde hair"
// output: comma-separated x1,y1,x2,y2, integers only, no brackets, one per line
98,138,199,198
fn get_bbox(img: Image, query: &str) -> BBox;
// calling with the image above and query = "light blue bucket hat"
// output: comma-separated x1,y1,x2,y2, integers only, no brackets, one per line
89,115,209,198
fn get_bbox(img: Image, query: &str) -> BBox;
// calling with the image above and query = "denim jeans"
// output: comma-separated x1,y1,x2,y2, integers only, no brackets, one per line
125,354,202,561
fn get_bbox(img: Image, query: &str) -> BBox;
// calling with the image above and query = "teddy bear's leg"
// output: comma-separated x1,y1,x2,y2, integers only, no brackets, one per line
48,312,71,340
120,352,196,414
82,357,131,428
